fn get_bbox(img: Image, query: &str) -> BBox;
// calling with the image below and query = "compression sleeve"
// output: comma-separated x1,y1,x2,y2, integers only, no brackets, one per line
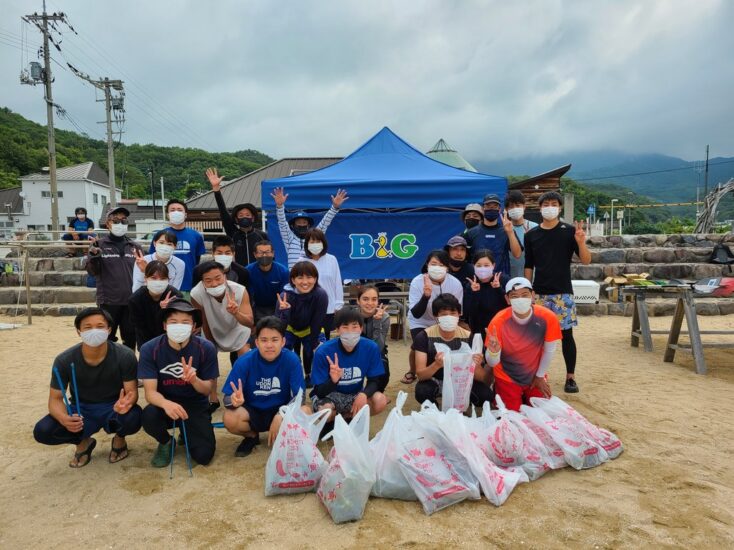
535,340,558,378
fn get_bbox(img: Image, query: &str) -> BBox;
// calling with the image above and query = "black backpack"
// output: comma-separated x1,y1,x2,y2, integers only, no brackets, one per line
709,243,734,265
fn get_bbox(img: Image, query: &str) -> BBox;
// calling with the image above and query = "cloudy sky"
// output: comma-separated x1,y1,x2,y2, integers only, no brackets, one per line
1,0,732,162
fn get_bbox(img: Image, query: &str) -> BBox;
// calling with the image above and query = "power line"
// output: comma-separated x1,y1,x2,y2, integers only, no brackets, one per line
575,159,734,182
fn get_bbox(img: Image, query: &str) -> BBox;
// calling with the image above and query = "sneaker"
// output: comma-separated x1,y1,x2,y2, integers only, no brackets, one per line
305,375,313,389
564,378,579,393
151,438,175,468
234,436,260,457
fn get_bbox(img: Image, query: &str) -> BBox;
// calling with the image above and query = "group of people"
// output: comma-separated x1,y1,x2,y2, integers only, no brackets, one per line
34,171,590,470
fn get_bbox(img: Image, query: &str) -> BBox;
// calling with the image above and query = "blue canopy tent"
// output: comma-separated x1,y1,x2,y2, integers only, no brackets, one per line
261,127,506,278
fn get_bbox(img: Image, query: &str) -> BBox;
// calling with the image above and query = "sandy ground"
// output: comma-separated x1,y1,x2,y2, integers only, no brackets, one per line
0,314,733,549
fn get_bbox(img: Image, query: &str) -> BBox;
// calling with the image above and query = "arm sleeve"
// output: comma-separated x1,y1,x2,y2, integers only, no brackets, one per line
535,341,558,378
411,294,430,319
362,378,380,398
314,379,338,399
309,292,328,348
316,206,338,233
408,276,429,318
276,300,292,325
276,206,294,247
214,190,236,236
332,257,344,310
371,316,390,353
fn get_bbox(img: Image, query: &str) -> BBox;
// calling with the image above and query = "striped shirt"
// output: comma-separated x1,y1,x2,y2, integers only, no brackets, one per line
276,205,339,268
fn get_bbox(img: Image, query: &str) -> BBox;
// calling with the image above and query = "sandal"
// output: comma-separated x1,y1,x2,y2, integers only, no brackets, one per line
400,372,417,384
109,437,129,464
69,438,97,468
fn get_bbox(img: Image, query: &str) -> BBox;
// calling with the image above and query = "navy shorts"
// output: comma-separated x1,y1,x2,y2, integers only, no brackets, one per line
244,404,281,433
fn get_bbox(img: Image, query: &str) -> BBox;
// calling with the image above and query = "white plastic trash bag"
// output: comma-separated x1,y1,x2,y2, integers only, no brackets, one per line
498,403,556,480
317,406,375,523
437,334,483,413
265,390,331,496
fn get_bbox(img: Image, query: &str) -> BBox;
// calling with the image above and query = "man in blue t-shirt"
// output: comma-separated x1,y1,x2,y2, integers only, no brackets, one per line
311,307,387,421
246,241,290,322
148,199,206,297
465,193,522,276
139,299,219,468
222,316,306,457
63,206,96,257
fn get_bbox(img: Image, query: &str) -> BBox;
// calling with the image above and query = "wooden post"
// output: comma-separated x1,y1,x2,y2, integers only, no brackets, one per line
23,246,32,325
664,297,685,363
636,293,653,352
682,290,707,375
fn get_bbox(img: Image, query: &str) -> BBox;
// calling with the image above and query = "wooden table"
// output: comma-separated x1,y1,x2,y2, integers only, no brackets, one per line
622,285,734,375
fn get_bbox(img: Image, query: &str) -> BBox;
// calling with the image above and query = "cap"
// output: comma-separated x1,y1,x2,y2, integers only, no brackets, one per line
446,235,468,248
505,276,533,294
483,194,501,205
106,206,130,218
288,211,314,227
163,298,202,324
461,203,483,220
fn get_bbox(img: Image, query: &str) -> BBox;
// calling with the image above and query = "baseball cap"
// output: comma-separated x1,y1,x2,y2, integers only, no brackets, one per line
483,194,501,205
505,277,533,294
163,298,202,324
106,206,130,218
461,203,483,220
445,235,468,248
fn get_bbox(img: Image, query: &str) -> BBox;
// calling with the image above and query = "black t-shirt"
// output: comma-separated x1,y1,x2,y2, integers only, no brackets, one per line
49,342,137,404
524,222,579,295
411,325,472,380
448,262,475,285
128,284,183,349
463,275,510,336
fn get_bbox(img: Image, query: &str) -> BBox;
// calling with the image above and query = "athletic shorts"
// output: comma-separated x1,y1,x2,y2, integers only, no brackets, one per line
243,404,281,433
312,392,358,416
536,293,577,330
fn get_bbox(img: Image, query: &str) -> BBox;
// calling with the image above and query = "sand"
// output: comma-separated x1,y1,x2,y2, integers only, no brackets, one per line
0,313,733,549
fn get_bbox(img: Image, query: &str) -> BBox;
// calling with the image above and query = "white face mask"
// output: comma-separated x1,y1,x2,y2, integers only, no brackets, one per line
166,323,192,344
155,243,174,259
169,210,186,225
339,331,361,348
507,207,524,220
427,265,447,280
510,297,533,315
214,254,233,270
206,283,227,297
437,315,459,331
147,279,169,295
475,266,494,281
110,223,127,237
80,328,108,347
541,206,560,221
308,242,324,256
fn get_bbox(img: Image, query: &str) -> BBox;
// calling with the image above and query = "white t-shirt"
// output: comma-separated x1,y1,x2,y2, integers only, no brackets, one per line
131,253,186,292
407,273,464,330
302,253,344,314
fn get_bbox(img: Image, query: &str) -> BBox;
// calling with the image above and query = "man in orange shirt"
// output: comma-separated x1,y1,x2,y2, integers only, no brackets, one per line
483,277,561,411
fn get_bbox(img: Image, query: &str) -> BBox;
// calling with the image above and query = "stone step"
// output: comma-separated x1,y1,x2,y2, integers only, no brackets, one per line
0,286,96,305
587,234,734,249
576,297,734,317
0,303,97,317
571,263,733,281
585,247,714,265
0,257,87,272
0,271,90,287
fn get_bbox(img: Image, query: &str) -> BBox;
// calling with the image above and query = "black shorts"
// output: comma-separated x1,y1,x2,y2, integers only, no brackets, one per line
244,404,281,433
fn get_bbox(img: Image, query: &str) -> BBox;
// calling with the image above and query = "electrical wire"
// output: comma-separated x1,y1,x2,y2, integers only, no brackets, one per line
575,159,734,181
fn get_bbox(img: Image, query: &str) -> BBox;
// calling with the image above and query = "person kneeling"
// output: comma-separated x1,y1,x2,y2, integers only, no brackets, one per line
138,299,219,468
222,316,308,458
311,307,388,421
413,294,493,407
33,307,141,468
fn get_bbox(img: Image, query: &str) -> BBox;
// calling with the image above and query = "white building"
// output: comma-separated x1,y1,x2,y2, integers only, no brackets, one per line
15,162,121,231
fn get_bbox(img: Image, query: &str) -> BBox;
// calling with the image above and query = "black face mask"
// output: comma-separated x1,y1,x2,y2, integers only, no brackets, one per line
449,258,465,268
464,218,480,229
293,226,309,238
257,256,274,267
237,218,253,230
484,210,500,221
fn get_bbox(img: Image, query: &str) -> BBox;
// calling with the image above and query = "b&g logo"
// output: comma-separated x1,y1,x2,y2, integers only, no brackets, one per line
349,232,418,260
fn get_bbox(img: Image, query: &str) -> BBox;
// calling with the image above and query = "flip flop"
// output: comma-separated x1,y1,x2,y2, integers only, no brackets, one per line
400,372,416,384
69,438,97,468
109,438,129,464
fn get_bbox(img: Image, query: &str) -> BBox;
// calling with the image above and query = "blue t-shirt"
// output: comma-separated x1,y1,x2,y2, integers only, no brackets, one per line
311,337,384,395
222,348,305,410
466,223,513,277
138,334,219,404
148,227,206,291
246,261,290,308
69,218,94,232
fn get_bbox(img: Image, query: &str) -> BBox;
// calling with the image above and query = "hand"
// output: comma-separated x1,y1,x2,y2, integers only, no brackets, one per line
181,356,197,384
88,240,100,256
531,375,552,398
162,400,189,420
276,291,290,310
159,290,174,309
574,221,587,244
373,303,386,320
61,413,84,433
225,287,239,316
331,189,349,209
71,232,79,241
471,353,483,369
270,187,288,208
113,388,135,414
490,273,501,289
351,392,368,417
133,248,148,272
268,412,284,447
229,378,244,408
466,275,480,292
434,351,445,370
327,354,343,383
423,274,433,297
502,211,513,233
487,325,501,354
206,167,223,192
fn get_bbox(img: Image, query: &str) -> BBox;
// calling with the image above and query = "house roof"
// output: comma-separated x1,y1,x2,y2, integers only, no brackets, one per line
509,164,572,188
0,187,23,213
22,161,110,187
186,158,342,211
101,199,161,224
426,139,478,172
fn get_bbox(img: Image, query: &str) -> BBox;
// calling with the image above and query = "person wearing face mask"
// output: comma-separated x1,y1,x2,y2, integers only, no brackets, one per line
413,294,492,407
131,230,185,292
403,250,464,385
463,249,509,341
311,307,387,422
33,308,141,468
301,228,344,339
129,261,183,349
206,168,270,266
147,199,206,299
460,203,484,235
139,299,219,467
193,236,250,289
444,235,475,283
465,193,522,277
63,207,96,257
483,278,561,412
86,206,142,350
523,191,591,394
245,241,290,322
504,190,538,278
270,186,349,268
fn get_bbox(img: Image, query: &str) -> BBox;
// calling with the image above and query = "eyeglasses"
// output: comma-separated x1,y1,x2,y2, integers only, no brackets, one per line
109,217,128,224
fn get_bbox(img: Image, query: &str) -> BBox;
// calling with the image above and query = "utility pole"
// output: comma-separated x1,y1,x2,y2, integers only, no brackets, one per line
160,176,166,219
149,166,157,220
22,2,67,237
704,144,710,198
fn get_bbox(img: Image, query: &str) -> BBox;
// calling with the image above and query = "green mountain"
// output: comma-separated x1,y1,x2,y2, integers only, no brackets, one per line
0,107,274,199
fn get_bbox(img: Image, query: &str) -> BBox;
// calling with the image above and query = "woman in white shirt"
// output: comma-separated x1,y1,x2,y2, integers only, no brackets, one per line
131,229,185,292
301,228,344,339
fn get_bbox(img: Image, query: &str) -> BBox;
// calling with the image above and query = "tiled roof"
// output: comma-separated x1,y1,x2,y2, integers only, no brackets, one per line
22,161,110,186
0,187,23,213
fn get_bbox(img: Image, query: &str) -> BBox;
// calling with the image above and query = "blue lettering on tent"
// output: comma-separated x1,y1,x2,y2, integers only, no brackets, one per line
349,233,418,260
349,234,375,259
